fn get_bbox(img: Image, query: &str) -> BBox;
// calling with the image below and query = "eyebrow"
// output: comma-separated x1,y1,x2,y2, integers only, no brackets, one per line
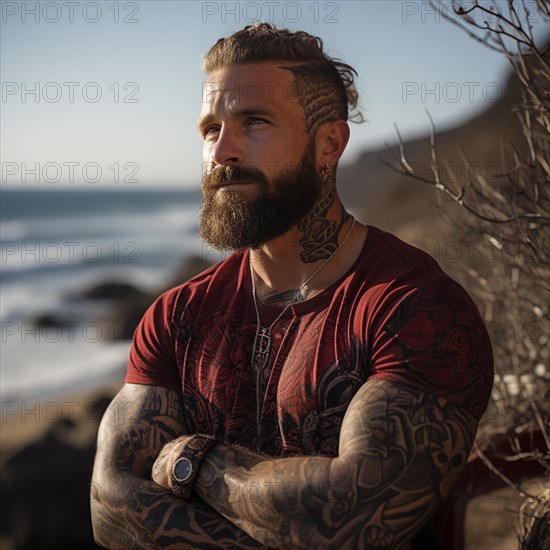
197,108,278,131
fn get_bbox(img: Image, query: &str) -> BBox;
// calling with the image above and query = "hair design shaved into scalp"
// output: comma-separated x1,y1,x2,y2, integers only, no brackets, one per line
202,22,364,135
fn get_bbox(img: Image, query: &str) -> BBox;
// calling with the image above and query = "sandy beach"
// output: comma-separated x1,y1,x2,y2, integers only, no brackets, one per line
1,379,123,463
0,376,127,549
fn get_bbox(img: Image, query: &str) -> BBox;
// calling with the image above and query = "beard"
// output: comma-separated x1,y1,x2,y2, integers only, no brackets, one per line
199,140,323,251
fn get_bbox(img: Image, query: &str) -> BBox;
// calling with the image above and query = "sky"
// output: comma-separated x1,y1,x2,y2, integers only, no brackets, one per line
1,0,548,189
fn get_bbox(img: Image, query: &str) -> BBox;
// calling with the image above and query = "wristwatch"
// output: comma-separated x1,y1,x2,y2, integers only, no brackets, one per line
172,434,217,498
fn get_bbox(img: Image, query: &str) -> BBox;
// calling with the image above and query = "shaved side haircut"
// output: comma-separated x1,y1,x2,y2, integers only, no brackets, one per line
202,22,364,135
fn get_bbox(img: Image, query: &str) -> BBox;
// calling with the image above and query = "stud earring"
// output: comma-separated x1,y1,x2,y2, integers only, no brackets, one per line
321,163,332,177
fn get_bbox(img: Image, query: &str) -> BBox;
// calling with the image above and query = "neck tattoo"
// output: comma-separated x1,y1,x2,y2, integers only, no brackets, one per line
249,217,356,437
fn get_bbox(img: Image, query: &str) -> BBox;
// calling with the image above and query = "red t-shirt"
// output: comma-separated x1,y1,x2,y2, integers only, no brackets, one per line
126,226,493,456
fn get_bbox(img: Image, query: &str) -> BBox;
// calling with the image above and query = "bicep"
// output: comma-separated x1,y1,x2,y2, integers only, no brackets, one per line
95,383,187,478
336,378,477,546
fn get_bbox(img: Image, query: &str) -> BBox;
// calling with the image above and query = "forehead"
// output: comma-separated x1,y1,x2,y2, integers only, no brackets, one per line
201,62,300,115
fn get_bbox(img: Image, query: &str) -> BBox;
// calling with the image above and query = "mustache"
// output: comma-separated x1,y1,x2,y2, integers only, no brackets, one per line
203,165,268,188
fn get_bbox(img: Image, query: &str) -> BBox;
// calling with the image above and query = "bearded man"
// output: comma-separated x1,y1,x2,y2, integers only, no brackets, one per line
91,23,493,549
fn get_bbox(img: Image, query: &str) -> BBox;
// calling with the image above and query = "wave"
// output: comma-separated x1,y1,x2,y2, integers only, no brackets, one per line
1,203,199,244
0,336,131,406
0,190,205,407
1,202,202,273
1,220,33,241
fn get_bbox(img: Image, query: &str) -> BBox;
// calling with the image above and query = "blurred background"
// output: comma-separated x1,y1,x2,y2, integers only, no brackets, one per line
1,1,548,548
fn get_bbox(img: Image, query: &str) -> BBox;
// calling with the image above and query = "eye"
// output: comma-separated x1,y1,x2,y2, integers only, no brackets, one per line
202,125,220,138
246,117,267,127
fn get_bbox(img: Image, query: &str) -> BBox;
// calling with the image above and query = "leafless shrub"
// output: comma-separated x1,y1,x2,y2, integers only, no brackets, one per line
386,1,549,545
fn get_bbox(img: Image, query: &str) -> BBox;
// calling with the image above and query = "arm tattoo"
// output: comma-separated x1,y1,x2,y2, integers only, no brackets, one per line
91,384,270,549
194,379,477,549
113,386,184,474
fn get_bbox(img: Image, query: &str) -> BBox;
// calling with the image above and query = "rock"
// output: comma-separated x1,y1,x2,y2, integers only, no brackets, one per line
107,294,156,341
77,282,148,301
30,314,69,328
164,255,214,290
0,396,111,549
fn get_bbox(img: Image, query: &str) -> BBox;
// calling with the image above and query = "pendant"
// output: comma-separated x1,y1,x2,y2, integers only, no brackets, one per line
253,327,271,372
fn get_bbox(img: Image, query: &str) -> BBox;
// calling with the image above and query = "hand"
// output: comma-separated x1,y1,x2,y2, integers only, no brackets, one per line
151,435,194,493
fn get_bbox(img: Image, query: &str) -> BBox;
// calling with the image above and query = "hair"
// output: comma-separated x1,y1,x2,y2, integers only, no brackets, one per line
202,23,364,134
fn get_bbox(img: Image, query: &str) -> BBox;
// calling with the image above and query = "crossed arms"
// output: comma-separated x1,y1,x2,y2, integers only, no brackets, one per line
90,384,268,549
91,378,477,549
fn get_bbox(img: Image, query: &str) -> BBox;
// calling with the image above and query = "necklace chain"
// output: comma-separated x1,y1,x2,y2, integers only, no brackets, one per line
250,217,356,436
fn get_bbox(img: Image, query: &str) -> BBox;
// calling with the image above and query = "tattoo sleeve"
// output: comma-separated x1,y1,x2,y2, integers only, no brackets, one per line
90,384,270,549
194,378,478,549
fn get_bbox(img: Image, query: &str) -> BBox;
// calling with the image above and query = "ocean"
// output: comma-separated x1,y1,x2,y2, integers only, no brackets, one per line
1,188,206,407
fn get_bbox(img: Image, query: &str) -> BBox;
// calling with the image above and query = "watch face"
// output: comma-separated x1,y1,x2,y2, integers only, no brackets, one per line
173,457,193,482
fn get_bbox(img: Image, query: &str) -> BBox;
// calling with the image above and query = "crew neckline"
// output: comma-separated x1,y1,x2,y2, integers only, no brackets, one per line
244,225,375,323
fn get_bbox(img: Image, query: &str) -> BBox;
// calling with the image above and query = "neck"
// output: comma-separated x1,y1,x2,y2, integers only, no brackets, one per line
249,190,366,304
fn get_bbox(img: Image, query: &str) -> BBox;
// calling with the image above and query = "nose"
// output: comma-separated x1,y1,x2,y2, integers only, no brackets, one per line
209,126,243,167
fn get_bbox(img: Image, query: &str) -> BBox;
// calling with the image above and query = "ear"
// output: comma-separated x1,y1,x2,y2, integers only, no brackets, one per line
315,120,350,166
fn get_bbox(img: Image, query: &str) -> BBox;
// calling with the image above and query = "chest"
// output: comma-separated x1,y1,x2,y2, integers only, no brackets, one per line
176,305,370,456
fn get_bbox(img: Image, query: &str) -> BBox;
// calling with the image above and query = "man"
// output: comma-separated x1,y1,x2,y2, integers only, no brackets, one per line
91,23,493,549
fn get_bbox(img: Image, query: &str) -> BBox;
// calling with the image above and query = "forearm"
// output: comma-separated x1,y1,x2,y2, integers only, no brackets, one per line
90,385,270,549
194,381,478,550
91,469,271,549
195,445,343,549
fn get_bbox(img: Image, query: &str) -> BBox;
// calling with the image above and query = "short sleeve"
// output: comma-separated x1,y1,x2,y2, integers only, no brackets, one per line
368,275,494,421
125,287,182,392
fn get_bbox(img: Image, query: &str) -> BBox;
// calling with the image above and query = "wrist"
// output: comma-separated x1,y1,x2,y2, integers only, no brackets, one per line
172,433,217,499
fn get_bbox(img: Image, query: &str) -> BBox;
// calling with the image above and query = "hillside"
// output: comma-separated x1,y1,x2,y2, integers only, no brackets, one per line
337,66,525,244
